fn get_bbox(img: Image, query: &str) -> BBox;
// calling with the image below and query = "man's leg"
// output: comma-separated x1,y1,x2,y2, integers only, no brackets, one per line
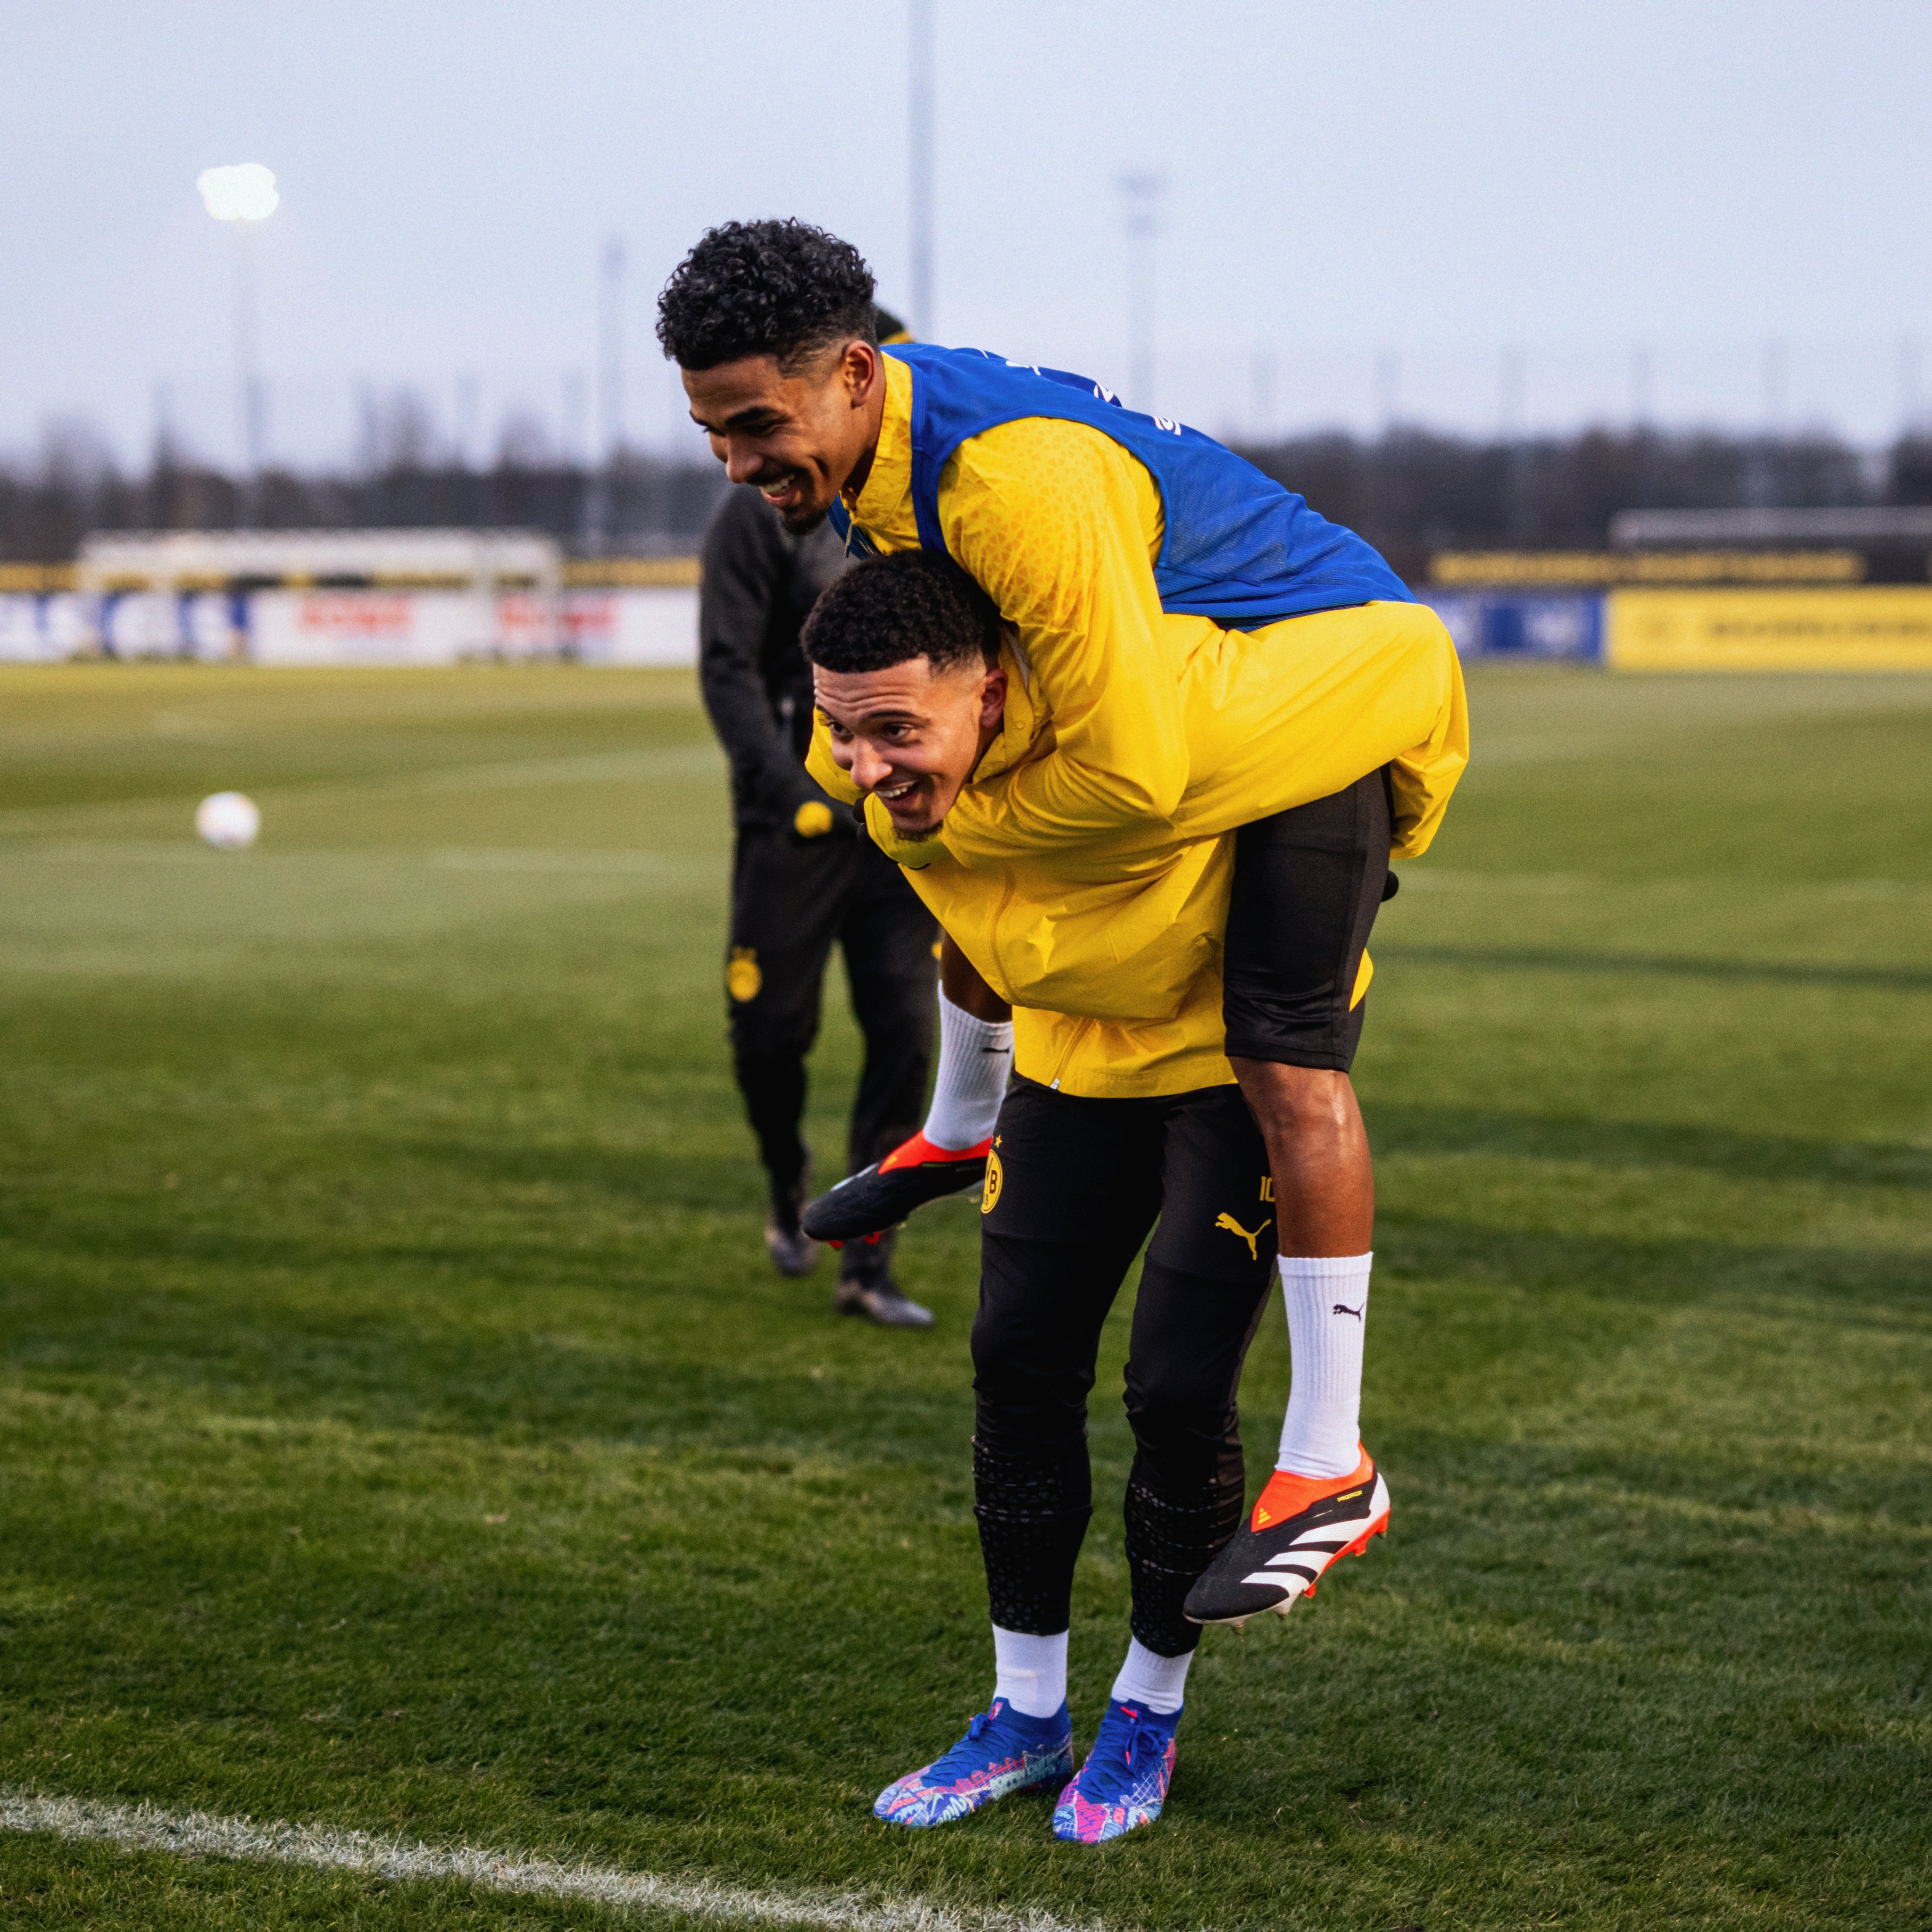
1050,1086,1276,1843
725,828,843,1276
1222,765,1388,1254
832,847,941,1327
1187,770,1395,1624
874,1079,1158,1828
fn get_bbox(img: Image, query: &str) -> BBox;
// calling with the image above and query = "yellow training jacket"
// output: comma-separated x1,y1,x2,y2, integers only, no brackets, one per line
807,355,1469,1098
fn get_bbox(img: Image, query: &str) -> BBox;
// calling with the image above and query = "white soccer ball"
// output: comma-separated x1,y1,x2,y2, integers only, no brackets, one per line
195,791,261,850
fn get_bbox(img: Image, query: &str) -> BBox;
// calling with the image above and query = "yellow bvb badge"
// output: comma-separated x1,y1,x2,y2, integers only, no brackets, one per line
981,1149,1004,1214
793,799,834,838
726,947,762,1002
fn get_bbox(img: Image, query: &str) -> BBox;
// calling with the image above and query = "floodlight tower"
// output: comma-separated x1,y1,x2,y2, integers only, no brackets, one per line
196,163,279,525
908,0,936,339
1117,172,1166,411
585,236,626,555
599,235,627,461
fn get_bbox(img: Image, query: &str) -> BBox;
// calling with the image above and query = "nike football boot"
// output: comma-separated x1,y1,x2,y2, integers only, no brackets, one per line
1051,1699,1180,1844
834,1270,936,1329
800,1131,990,1244
764,1152,818,1278
1183,1446,1390,1629
873,1698,1073,1829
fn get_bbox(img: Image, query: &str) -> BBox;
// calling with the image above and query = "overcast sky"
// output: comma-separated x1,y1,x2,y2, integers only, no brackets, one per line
3,0,1929,469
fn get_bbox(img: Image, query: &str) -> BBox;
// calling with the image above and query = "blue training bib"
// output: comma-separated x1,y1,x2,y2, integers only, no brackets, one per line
829,345,1411,628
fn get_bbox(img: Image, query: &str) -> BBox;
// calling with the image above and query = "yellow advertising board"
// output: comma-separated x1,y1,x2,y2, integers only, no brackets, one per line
1606,587,1932,671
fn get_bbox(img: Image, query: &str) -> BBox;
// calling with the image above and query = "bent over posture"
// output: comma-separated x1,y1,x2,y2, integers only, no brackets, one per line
657,218,1468,1843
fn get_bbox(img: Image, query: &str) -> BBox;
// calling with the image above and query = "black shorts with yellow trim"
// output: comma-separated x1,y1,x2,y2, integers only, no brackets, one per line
1220,766,1395,1074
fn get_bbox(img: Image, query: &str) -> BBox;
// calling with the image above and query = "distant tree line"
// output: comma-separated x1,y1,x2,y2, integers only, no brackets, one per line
1236,429,1932,584
0,415,732,566
4,412,1931,579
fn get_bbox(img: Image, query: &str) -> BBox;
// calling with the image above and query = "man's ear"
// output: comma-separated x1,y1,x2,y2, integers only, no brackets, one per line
841,339,881,407
978,666,1008,732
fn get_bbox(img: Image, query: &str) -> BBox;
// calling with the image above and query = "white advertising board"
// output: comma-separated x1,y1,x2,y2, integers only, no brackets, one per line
249,591,545,666
0,593,91,662
0,585,695,667
564,588,699,666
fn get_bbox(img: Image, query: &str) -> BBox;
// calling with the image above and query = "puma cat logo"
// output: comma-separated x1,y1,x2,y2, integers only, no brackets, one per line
1332,1301,1365,1320
1214,1212,1270,1262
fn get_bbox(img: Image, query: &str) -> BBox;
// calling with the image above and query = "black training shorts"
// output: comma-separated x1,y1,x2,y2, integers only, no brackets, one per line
1219,766,1395,1073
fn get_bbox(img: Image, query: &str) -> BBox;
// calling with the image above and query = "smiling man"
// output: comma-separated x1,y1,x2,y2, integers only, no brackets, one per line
657,219,1468,1844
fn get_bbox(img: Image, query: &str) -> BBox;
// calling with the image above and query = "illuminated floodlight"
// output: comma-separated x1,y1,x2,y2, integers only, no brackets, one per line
196,163,279,222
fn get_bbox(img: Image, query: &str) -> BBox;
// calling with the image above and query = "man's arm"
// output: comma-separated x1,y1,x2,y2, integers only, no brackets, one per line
698,490,841,831
933,420,1189,860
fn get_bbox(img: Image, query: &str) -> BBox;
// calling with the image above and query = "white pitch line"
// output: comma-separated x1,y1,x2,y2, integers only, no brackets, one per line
0,1790,1102,1932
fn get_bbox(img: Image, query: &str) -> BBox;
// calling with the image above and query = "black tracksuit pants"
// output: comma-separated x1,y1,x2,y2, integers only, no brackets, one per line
726,825,937,1249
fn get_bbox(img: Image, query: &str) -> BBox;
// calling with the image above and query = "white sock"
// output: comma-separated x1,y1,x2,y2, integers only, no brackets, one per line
991,1624,1067,1719
1275,1252,1372,1478
1109,1638,1192,1715
923,988,1013,1150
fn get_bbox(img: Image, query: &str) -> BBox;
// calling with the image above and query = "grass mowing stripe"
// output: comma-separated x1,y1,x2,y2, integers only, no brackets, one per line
0,1791,1100,1932
5,841,708,874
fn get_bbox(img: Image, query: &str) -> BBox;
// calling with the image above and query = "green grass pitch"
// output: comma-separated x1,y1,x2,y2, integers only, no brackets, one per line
0,662,1927,1930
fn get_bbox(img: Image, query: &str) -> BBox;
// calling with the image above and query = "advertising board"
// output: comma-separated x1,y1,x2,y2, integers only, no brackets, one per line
1605,588,1932,670
0,593,92,662
1419,591,1602,661
563,588,700,665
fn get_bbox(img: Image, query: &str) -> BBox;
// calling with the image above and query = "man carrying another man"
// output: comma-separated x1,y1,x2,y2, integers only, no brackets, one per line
657,220,1467,1843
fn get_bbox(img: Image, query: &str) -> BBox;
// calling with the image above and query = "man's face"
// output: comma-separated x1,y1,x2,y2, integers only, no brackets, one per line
683,341,883,533
814,655,1007,839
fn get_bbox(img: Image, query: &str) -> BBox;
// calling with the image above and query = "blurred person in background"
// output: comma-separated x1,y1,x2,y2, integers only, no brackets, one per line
698,308,943,1331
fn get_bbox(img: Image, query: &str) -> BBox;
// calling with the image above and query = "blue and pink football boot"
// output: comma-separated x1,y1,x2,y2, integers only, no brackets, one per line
872,1698,1074,1829
1051,1698,1181,1843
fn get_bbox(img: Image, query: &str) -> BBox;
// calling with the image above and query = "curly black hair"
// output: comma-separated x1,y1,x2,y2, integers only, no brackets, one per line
656,219,877,372
801,550,1000,677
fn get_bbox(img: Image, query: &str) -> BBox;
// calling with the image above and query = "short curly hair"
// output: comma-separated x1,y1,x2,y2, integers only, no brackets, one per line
656,220,877,372
801,550,1000,677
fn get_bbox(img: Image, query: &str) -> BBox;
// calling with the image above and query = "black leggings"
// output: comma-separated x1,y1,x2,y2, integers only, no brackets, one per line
972,1077,1277,1656
726,825,936,1184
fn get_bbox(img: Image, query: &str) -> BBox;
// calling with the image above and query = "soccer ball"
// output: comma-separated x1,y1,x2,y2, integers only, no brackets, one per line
195,791,261,850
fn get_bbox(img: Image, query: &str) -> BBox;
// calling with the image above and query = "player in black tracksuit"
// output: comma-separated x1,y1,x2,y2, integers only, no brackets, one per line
699,481,939,1328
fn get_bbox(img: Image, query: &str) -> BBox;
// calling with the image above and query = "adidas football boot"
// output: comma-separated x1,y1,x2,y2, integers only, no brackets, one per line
873,1698,1073,1829
800,1131,990,1244
1183,1447,1390,1629
1051,1699,1180,1844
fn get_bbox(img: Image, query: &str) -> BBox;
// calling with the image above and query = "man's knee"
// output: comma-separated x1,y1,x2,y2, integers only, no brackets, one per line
1123,1379,1242,1492
727,983,819,1063
970,1332,1091,1460
1230,1062,1360,1146
1122,1307,1248,1496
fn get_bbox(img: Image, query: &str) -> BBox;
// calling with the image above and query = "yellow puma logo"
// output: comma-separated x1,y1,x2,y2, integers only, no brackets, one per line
1214,1212,1270,1262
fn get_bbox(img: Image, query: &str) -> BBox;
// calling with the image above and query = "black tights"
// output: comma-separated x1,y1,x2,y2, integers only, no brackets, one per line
969,1080,1279,1656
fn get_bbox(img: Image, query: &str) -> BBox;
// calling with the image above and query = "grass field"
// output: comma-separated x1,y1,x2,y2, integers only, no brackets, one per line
0,662,1928,1931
